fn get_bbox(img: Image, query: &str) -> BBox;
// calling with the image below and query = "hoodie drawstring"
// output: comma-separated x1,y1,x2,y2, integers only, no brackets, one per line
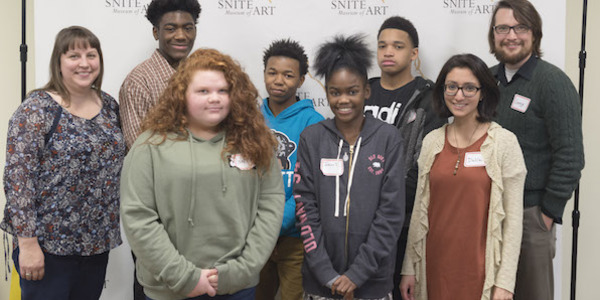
187,133,196,226
334,139,343,217
220,133,228,194
344,137,361,216
334,137,361,217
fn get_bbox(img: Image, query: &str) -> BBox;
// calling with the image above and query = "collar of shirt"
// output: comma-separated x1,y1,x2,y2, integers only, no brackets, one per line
151,49,177,73
496,55,538,86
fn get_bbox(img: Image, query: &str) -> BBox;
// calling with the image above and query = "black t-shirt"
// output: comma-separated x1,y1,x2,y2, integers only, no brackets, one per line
365,78,417,126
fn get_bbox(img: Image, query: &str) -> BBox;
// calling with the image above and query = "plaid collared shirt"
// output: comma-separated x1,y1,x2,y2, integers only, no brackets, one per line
119,49,175,149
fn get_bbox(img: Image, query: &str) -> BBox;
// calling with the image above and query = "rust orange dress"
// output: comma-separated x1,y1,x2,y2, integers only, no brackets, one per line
425,131,491,300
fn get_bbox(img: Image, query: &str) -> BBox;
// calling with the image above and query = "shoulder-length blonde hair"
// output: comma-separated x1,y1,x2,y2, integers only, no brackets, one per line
142,48,277,172
32,26,104,105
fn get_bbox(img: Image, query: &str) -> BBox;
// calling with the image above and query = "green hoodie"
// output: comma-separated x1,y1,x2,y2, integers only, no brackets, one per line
121,130,284,299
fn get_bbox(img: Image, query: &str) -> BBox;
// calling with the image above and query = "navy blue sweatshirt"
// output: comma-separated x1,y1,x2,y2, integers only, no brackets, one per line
294,115,405,298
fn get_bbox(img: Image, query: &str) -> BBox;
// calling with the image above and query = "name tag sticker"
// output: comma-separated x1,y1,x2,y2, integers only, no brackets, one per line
229,154,255,170
464,152,486,167
511,94,531,113
321,159,344,176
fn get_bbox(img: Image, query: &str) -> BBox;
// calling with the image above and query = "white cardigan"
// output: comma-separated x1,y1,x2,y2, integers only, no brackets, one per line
401,122,527,300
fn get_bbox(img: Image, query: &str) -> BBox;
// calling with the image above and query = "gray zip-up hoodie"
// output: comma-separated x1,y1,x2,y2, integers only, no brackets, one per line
294,115,405,298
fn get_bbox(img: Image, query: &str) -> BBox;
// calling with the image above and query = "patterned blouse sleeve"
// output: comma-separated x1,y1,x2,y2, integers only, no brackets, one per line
2,94,54,237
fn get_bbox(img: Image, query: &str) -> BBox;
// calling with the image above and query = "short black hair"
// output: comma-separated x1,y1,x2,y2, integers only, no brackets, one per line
146,0,202,27
378,16,419,47
433,54,499,123
314,34,372,85
262,39,309,76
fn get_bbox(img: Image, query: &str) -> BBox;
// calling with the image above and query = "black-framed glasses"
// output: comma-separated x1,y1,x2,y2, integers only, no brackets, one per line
493,24,530,35
444,84,481,97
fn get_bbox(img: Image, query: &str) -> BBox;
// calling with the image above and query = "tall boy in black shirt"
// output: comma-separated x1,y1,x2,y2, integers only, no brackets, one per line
366,16,445,300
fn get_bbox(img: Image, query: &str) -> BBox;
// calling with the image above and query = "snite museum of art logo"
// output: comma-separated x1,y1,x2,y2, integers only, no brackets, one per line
104,0,149,15
443,0,497,15
330,0,389,16
218,0,277,16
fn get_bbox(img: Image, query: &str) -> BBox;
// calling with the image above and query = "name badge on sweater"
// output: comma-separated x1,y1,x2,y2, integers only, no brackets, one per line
464,152,486,167
511,94,531,113
229,154,255,170
321,159,344,176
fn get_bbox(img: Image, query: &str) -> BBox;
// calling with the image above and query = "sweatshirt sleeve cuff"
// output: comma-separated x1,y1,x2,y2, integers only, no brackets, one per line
344,269,368,288
326,275,340,288
181,268,202,297
215,265,232,294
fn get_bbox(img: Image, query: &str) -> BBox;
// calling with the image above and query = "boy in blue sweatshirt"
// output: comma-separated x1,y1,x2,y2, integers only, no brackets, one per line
256,39,324,300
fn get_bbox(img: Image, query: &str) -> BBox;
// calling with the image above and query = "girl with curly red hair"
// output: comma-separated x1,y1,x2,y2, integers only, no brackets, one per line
120,48,284,300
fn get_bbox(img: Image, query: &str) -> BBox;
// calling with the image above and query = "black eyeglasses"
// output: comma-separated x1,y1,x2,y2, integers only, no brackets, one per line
493,24,530,35
444,84,481,97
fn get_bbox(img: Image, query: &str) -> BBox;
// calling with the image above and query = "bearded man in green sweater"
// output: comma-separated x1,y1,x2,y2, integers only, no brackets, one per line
488,1,584,299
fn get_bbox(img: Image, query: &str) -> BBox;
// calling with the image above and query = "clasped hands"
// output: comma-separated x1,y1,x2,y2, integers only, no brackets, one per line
331,275,357,300
187,268,219,297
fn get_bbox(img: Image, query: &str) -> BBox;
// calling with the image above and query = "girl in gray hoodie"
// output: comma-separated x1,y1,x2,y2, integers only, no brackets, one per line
294,34,405,300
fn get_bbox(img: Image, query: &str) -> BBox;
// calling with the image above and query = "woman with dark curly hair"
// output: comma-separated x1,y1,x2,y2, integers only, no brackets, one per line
120,48,284,300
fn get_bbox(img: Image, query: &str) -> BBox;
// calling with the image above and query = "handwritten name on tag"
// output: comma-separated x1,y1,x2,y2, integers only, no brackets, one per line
320,159,344,176
511,94,531,113
464,152,486,167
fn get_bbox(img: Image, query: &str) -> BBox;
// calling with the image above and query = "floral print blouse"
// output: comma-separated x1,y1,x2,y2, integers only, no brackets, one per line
1,91,125,256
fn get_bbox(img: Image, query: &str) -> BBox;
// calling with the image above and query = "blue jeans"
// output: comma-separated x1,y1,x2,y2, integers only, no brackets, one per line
145,287,256,300
12,247,109,300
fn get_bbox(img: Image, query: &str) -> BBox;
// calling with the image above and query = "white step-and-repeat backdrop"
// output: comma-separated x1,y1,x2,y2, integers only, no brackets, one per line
33,0,566,299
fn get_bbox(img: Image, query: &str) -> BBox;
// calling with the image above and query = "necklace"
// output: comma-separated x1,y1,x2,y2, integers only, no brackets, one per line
452,123,480,176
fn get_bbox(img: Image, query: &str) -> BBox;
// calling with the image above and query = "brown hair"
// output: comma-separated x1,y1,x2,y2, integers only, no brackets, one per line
33,26,104,105
488,0,543,57
142,48,277,172
433,54,499,123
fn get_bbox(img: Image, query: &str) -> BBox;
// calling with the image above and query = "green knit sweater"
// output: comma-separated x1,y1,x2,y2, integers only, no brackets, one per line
491,56,584,223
